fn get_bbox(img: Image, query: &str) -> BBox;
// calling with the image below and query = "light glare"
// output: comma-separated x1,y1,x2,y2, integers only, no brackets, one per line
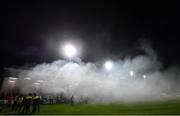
9,80,16,83
130,71,134,77
34,82,40,85
143,75,147,79
64,44,76,58
37,80,44,83
24,77,31,80
9,77,17,80
104,61,113,70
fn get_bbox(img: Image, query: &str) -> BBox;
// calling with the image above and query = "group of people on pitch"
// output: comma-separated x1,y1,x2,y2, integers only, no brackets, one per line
11,93,41,114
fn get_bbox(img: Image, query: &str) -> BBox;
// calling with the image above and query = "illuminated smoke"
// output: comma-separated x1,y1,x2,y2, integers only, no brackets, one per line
4,43,180,103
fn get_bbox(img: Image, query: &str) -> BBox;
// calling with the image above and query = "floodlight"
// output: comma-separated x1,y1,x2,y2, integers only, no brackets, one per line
104,61,113,70
143,75,147,79
9,80,16,83
130,71,134,77
9,77,17,80
63,44,76,58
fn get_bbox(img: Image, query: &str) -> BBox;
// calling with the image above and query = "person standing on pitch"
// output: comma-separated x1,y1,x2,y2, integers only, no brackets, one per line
70,95,74,105
32,93,40,113
16,95,24,113
12,95,18,111
22,93,32,114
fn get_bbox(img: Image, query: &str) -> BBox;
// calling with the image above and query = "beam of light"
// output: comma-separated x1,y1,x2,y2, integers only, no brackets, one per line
9,77,17,80
143,75,147,79
104,61,113,70
63,44,76,58
130,71,134,77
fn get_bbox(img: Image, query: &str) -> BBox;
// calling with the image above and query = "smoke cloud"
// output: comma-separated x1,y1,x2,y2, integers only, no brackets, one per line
4,42,180,103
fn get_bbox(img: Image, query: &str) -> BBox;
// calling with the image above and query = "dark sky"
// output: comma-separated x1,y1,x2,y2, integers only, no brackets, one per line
0,0,179,70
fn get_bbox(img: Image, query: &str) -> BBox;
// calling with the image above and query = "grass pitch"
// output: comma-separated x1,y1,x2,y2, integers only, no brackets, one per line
1,99,180,115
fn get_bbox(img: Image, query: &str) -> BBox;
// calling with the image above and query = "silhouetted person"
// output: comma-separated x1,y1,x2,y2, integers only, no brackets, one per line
22,93,32,114
32,93,40,113
70,95,74,105
7,95,12,107
12,96,18,111
15,95,23,113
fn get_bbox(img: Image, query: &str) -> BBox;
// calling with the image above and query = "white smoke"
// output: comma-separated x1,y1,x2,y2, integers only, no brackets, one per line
4,42,180,103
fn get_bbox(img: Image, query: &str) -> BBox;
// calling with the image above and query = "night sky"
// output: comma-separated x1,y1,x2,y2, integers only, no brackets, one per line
0,1,179,71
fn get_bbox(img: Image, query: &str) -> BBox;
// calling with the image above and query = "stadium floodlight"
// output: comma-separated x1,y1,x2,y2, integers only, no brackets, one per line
143,75,147,79
63,44,77,58
37,80,44,83
9,77,17,80
8,80,16,83
104,61,113,70
130,71,134,77
24,77,31,80
34,82,40,85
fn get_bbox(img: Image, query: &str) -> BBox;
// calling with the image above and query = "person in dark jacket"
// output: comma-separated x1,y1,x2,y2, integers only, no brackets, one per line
15,95,24,113
22,93,32,114
32,93,40,113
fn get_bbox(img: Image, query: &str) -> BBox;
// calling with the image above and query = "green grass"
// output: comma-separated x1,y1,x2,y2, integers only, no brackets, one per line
1,99,180,115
